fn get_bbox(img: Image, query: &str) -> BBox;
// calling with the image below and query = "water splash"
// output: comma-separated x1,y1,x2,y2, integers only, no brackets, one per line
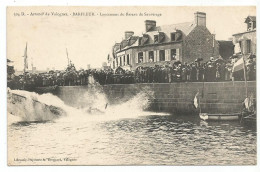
61,84,167,122
7,77,168,123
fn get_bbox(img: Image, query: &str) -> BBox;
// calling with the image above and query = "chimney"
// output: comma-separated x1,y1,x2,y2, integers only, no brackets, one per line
125,31,134,39
194,12,206,26
145,20,156,32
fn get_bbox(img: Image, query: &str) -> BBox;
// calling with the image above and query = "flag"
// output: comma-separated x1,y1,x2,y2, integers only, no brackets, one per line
23,42,28,70
194,91,199,109
244,97,250,110
232,56,245,73
234,43,241,54
244,96,253,111
194,96,198,109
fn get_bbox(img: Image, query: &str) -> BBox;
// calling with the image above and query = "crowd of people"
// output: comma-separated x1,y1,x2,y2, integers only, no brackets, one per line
135,57,256,83
7,57,256,90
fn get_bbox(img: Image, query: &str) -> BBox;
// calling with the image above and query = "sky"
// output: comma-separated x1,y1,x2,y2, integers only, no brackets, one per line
7,6,256,71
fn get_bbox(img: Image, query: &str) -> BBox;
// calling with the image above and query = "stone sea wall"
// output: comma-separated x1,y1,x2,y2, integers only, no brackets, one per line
35,81,256,114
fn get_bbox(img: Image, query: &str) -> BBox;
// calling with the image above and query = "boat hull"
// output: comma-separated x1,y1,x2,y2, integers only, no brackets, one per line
200,113,241,121
242,111,257,123
8,91,66,118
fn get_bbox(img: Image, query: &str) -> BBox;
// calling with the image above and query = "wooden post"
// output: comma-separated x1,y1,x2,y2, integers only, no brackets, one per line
242,55,248,98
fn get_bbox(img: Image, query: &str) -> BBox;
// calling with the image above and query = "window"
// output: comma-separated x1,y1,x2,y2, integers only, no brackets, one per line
154,35,159,43
113,61,115,69
138,52,143,63
123,55,126,65
149,51,154,62
239,41,242,53
171,33,176,41
171,49,177,60
247,40,251,54
253,22,256,29
176,32,182,41
248,22,252,31
127,54,130,65
141,35,149,45
120,56,122,66
159,50,165,61
116,57,118,67
138,38,142,45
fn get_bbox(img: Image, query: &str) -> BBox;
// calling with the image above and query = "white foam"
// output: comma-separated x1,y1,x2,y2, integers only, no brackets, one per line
7,78,169,123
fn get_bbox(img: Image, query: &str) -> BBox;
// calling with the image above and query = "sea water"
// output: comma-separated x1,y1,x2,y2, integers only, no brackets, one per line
7,83,256,165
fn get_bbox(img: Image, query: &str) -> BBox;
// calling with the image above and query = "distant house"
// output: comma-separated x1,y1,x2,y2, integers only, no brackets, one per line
232,16,256,55
102,62,111,70
217,41,234,60
7,59,15,79
111,12,220,70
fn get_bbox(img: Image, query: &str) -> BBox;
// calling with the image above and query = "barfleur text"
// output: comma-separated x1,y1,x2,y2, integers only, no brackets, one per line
14,12,161,17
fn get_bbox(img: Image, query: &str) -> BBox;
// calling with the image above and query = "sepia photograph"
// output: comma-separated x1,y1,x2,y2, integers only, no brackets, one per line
6,6,256,166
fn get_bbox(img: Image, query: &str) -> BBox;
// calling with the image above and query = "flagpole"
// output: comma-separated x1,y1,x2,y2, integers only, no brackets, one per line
22,42,28,90
23,42,27,75
234,42,248,98
66,48,69,66
242,55,248,98
199,95,201,114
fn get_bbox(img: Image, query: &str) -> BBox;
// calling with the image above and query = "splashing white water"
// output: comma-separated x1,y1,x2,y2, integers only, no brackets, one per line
7,83,168,123
59,89,166,123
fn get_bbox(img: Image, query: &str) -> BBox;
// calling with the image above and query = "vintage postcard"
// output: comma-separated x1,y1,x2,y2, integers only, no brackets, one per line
7,6,256,165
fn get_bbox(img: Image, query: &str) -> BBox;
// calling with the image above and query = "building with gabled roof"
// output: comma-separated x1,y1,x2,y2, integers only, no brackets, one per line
232,15,256,56
244,16,256,31
110,12,220,70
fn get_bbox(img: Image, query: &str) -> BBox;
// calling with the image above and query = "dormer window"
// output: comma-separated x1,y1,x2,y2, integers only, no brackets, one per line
141,34,149,45
176,32,182,41
245,16,256,31
154,35,159,43
154,32,165,44
138,37,142,45
248,22,252,31
171,31,182,41
247,21,256,31
171,33,176,41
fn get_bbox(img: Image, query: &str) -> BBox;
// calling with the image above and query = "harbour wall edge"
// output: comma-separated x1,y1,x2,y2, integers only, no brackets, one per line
34,81,256,114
